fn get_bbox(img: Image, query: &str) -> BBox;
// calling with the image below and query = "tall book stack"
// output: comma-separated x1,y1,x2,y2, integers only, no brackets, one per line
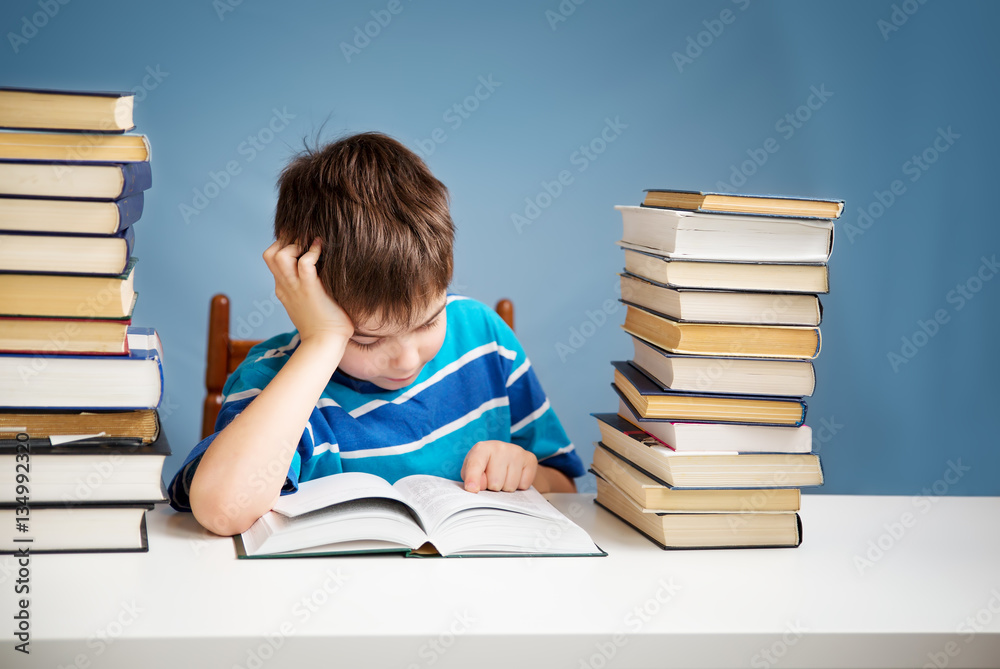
591,189,842,549
0,87,168,554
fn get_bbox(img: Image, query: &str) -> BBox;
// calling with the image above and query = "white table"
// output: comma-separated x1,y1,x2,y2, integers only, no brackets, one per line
2,494,999,668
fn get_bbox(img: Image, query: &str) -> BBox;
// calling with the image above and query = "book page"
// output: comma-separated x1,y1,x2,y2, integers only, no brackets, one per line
392,474,565,535
271,471,408,518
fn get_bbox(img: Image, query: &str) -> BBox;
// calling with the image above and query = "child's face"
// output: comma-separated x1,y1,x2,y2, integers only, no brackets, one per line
338,291,448,390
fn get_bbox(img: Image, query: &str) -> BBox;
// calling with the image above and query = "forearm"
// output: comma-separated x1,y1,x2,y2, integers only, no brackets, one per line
533,464,577,494
190,335,348,535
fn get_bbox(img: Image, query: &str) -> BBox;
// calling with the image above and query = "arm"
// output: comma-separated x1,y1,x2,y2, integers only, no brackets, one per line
534,464,577,494
189,240,354,536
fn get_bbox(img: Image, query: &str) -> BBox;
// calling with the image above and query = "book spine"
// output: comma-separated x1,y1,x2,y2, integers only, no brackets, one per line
114,193,144,232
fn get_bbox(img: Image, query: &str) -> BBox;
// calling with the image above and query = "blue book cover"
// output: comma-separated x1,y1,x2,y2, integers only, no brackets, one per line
0,160,151,201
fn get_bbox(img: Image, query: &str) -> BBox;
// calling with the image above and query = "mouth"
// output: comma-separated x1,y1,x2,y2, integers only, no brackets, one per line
386,371,419,383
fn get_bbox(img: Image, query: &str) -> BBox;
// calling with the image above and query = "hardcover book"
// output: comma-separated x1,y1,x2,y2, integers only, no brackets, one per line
0,327,163,409
0,192,143,234
0,226,134,275
0,408,159,444
591,444,801,512
616,205,834,263
614,396,813,454
620,245,830,294
0,161,151,200
238,472,605,558
0,257,137,318
641,188,844,220
0,87,135,133
591,413,823,489
629,336,816,397
0,503,152,553
594,471,802,550
0,131,149,162
0,428,169,503
0,310,135,355
622,302,822,359
620,272,822,326
612,361,808,426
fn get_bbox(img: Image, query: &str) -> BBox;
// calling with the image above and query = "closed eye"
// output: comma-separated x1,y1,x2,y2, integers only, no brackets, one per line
350,313,441,350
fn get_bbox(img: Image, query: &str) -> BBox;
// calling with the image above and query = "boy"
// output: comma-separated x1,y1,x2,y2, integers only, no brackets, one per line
169,132,584,536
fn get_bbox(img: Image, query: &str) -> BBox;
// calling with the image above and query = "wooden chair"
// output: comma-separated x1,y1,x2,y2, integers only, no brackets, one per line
201,294,514,439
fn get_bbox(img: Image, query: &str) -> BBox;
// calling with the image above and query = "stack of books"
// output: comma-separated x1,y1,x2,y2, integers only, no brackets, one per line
0,87,168,554
592,188,842,549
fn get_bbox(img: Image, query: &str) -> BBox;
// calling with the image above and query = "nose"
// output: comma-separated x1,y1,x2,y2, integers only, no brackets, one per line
388,336,421,373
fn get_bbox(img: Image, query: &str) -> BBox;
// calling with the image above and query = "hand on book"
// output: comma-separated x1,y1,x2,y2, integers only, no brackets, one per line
263,239,355,346
461,441,537,493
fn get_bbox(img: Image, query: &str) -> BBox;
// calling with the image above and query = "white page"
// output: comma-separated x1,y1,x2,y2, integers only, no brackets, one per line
271,471,408,518
392,475,565,535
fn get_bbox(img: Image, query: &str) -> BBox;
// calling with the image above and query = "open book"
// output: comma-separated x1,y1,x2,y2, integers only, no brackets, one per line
237,472,605,558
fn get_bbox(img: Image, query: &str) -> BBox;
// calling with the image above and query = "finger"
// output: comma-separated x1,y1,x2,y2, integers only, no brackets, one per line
501,462,520,492
297,239,322,278
485,456,507,492
272,243,304,282
262,240,282,263
518,459,536,490
462,444,490,493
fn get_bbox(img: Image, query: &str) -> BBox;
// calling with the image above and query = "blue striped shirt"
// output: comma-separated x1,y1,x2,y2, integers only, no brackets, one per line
168,295,583,511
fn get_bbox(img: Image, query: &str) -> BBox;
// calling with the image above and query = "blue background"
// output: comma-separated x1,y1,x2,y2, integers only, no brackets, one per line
3,0,997,495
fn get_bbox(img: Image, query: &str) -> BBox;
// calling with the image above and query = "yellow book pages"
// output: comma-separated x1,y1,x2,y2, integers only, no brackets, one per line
623,305,820,359
0,131,149,162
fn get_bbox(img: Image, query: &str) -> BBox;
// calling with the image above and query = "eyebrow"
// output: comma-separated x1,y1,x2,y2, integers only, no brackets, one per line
353,302,447,339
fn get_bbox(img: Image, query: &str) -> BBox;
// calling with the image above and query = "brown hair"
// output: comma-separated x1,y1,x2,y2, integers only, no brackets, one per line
274,132,454,330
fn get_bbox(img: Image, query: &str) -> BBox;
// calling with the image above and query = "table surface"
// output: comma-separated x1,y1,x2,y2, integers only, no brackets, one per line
2,493,999,668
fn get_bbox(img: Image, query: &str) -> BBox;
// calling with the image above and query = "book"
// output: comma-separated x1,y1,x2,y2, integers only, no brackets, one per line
0,327,163,409
591,414,822,488
0,428,169,503
621,246,830,294
238,472,604,558
594,472,802,549
613,398,813,454
0,87,135,133
0,131,149,162
0,257,137,318
0,312,134,355
620,272,821,326
630,336,816,397
591,444,801,512
642,189,844,220
0,227,134,275
623,303,821,359
0,503,151,553
612,361,807,426
616,205,834,262
0,161,151,200
0,192,143,234
0,408,159,444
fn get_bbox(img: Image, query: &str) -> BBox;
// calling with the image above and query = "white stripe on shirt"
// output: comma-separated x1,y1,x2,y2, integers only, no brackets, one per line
341,396,510,459
506,359,531,388
511,398,550,434
253,333,301,362
349,342,506,419
223,387,261,404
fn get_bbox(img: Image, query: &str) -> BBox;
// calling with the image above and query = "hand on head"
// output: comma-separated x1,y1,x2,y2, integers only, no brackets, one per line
262,239,355,345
